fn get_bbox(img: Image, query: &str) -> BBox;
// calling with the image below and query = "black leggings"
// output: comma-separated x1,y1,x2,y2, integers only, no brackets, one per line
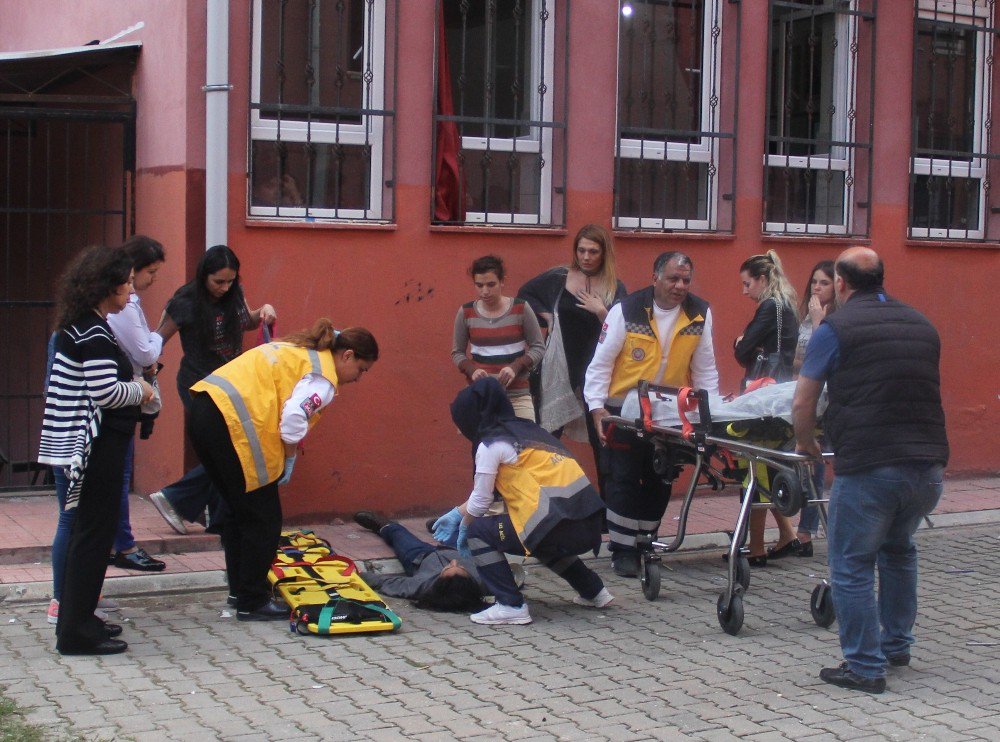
188,393,282,611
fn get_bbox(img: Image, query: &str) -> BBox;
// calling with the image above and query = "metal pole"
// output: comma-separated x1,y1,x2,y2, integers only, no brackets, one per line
205,0,231,248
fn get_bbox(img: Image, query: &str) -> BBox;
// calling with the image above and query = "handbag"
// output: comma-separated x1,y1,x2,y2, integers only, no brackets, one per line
746,300,792,384
539,300,588,439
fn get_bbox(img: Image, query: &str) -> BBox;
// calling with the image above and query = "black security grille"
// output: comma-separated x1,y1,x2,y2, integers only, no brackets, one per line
614,0,740,233
763,0,876,236
250,0,398,221
432,0,569,226
909,1,1000,241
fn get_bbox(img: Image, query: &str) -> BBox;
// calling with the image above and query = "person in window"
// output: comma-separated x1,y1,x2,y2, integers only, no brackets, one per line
39,246,155,655
451,255,545,421
518,224,627,496
146,245,276,535
439,377,613,626
733,250,800,566
188,321,377,621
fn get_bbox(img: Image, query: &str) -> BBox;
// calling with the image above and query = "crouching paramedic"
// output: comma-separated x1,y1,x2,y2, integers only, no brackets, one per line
187,320,378,621
442,377,613,626
584,252,719,578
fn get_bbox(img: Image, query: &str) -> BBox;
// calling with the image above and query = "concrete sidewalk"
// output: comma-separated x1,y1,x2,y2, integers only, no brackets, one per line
2,475,998,603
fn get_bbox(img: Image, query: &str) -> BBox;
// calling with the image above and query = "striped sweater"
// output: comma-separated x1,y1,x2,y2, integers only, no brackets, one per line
38,314,144,507
450,298,545,395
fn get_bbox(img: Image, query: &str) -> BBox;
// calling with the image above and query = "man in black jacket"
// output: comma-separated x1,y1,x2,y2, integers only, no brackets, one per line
792,246,949,695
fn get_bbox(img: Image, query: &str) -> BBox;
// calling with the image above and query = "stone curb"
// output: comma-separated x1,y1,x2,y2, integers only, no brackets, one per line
3,509,997,605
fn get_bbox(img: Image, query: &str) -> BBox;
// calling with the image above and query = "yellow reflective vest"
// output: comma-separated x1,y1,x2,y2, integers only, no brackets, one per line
191,343,338,492
494,445,603,553
606,287,710,407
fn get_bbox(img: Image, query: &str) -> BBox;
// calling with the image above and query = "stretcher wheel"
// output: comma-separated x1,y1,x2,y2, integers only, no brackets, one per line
771,471,803,518
810,582,836,628
652,447,671,476
295,620,311,636
717,592,744,635
735,556,751,593
640,556,661,601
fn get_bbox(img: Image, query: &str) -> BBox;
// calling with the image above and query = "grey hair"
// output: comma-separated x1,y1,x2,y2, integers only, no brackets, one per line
653,251,694,276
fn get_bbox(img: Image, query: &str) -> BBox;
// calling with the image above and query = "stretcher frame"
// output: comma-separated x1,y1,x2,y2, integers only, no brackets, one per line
604,380,834,635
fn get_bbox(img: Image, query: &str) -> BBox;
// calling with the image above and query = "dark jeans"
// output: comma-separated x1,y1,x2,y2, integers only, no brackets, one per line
188,393,281,612
56,425,132,651
380,523,437,576
468,513,604,607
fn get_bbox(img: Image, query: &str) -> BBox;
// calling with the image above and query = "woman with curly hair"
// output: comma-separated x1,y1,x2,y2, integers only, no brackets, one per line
39,245,155,655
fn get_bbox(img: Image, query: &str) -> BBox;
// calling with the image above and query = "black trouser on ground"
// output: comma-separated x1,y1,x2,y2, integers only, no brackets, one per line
188,393,281,612
56,425,132,651
604,426,672,555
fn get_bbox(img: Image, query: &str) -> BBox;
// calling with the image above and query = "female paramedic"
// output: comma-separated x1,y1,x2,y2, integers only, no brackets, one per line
187,320,378,621
436,377,613,625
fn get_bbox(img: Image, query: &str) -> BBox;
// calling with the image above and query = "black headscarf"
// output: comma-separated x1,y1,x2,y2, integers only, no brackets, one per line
450,377,567,455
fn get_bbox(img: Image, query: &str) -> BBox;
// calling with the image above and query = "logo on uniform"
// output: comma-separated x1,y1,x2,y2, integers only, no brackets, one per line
300,393,323,418
598,322,608,344
631,348,645,361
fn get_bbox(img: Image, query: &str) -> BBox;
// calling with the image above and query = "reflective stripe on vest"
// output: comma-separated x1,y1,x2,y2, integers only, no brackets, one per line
201,372,270,488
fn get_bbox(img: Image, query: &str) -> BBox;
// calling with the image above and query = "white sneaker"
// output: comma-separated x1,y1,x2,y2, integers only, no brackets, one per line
148,491,187,535
46,599,108,625
573,587,615,608
470,602,532,625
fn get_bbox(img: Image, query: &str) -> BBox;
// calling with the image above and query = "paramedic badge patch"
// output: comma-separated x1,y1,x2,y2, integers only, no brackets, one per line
300,393,323,418
631,348,645,361
598,322,608,344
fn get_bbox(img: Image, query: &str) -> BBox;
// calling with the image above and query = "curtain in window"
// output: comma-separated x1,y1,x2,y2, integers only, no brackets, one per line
434,2,465,222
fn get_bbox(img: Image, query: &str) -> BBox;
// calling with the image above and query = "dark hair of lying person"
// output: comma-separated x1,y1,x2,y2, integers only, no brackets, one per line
413,574,485,612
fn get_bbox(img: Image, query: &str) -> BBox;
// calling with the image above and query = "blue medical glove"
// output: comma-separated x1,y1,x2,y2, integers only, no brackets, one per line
456,520,471,559
277,456,296,485
432,507,463,544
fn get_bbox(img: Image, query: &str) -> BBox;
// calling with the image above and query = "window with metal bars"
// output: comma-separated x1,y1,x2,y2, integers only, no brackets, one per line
249,0,396,221
764,0,875,236
614,0,739,233
432,0,567,226
910,0,999,240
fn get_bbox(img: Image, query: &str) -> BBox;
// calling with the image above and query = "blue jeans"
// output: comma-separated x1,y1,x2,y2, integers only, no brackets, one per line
797,460,825,535
113,437,137,553
827,463,943,679
380,523,437,576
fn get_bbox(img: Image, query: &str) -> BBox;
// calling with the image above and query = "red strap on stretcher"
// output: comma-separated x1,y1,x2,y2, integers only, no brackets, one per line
271,554,357,580
742,377,775,394
676,387,699,440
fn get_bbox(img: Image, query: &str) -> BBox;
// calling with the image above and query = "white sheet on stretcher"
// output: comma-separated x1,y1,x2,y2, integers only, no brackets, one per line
619,381,827,427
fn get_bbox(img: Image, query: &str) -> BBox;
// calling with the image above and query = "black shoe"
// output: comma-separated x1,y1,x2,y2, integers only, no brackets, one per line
747,555,768,568
797,541,814,558
819,663,886,694
236,600,289,622
103,623,123,638
226,594,237,607
58,638,128,656
353,511,389,534
611,552,640,578
887,653,910,667
766,539,802,559
112,548,166,572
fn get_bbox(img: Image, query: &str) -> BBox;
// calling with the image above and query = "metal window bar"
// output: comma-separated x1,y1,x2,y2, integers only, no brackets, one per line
432,0,568,227
249,0,397,222
614,0,739,233
762,0,876,237
909,0,998,241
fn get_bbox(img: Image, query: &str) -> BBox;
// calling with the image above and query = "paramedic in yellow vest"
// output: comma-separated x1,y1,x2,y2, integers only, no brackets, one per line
187,320,378,621
584,252,719,578
440,377,613,626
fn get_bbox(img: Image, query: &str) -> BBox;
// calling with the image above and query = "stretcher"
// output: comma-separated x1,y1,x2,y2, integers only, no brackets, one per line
604,381,834,636
268,530,402,636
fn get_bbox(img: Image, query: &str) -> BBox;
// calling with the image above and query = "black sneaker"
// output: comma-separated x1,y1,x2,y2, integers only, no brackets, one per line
887,653,910,667
819,663,886,694
611,552,640,578
353,511,389,534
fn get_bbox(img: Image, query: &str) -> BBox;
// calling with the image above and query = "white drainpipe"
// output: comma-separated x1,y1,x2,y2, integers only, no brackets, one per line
204,0,230,248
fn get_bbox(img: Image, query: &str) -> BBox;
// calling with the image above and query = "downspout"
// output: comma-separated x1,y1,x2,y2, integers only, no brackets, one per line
204,0,230,248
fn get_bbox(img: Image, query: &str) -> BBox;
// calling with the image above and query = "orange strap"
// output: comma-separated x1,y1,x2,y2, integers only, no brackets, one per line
676,387,699,440
742,377,775,394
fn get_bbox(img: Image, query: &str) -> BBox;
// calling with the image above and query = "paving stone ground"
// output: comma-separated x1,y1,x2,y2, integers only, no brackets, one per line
1,522,998,741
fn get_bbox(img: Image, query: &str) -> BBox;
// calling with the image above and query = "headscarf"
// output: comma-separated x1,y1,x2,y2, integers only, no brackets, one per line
450,377,567,455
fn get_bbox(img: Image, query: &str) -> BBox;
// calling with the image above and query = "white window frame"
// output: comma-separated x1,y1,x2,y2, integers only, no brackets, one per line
460,0,555,225
910,0,992,240
614,0,723,231
764,3,856,235
249,0,387,220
